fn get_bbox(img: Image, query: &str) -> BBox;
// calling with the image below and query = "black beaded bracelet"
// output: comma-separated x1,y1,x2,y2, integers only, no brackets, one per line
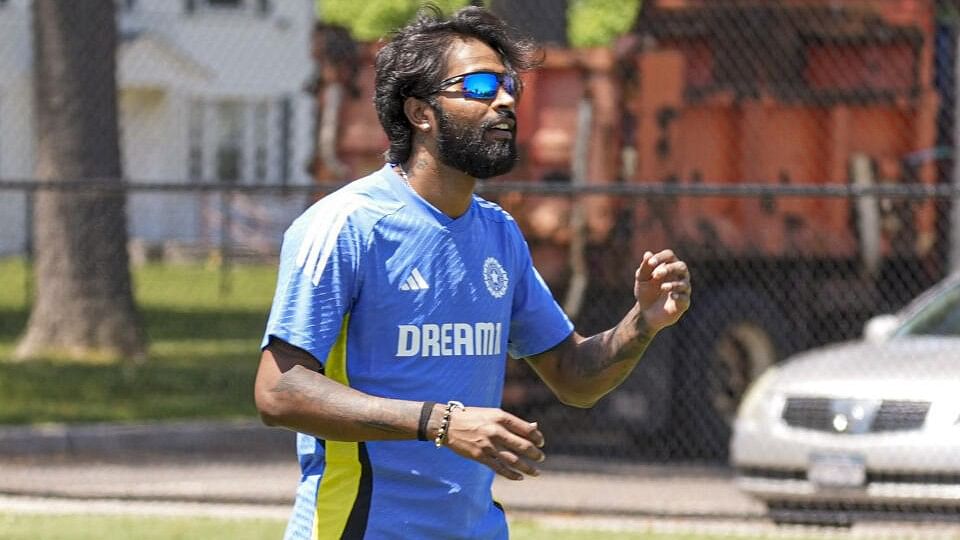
417,401,436,442
434,400,465,448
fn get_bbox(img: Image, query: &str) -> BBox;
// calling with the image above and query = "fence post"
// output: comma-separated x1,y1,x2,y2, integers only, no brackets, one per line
562,85,592,318
24,186,34,305
219,187,233,297
952,29,960,272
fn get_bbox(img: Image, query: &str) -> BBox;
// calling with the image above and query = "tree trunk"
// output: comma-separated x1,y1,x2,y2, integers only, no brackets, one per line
15,0,146,361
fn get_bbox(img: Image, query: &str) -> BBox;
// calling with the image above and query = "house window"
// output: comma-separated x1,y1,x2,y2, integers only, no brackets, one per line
187,100,205,181
214,102,244,183
184,0,271,15
0,95,3,175
278,97,292,185
253,102,269,182
187,98,292,184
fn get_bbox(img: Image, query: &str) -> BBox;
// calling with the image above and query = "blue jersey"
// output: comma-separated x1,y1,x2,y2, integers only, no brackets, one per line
262,164,573,539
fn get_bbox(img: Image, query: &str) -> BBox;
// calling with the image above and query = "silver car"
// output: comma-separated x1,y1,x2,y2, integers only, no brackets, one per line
731,273,960,525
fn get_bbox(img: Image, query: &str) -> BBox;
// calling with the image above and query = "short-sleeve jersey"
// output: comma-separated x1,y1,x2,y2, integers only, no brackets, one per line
262,164,574,540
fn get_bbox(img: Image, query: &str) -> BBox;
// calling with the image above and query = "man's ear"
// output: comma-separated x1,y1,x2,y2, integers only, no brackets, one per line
403,97,435,134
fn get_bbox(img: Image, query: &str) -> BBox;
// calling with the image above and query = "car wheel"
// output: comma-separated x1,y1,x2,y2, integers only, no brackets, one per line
671,287,791,460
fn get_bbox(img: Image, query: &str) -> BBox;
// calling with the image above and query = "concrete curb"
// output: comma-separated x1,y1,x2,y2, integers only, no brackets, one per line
0,420,295,460
0,419,731,476
0,421,767,519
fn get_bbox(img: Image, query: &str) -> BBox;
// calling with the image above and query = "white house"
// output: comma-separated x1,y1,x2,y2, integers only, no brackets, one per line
0,0,316,256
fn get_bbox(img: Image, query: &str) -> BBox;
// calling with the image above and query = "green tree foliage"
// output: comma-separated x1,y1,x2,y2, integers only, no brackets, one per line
317,0,472,41
567,0,641,47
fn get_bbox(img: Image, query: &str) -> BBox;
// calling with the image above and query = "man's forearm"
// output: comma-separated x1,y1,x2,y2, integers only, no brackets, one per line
571,303,656,386
259,363,436,442
534,304,656,407
572,305,655,376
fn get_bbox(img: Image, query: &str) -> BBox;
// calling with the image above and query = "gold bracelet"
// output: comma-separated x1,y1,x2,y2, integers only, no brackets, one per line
434,400,465,448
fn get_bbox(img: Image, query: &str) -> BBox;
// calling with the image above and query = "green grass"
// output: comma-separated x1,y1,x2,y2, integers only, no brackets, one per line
0,258,278,425
0,513,285,540
511,521,708,539
510,521,825,540
0,514,812,540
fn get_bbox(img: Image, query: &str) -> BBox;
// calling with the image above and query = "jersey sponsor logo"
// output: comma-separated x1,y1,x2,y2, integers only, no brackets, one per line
482,257,508,299
399,268,429,291
396,322,502,357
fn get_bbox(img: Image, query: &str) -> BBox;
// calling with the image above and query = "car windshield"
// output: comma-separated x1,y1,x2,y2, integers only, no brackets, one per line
895,282,960,337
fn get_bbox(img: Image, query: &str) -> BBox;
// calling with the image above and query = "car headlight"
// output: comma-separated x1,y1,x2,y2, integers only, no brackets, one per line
736,365,781,423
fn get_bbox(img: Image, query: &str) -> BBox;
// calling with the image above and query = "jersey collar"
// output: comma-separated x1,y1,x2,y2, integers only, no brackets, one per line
381,164,477,232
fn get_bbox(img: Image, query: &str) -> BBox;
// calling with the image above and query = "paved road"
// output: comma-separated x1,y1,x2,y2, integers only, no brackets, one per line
0,419,764,519
0,455,764,518
4,420,960,539
4,492,960,539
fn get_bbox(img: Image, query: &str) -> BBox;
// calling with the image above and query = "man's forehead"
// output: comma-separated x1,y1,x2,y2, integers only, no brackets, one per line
443,37,506,77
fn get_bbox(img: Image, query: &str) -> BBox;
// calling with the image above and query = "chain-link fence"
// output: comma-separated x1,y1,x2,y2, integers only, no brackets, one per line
4,0,960,529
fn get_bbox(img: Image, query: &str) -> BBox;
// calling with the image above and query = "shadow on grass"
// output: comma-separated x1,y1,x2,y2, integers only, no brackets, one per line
0,308,27,342
0,358,258,425
0,306,267,425
0,307,269,343
142,308,270,341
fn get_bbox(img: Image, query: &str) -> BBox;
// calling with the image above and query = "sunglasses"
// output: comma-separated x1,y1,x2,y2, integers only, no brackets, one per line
434,71,519,100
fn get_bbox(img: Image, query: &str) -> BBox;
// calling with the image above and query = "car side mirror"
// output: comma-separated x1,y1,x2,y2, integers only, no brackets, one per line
863,314,898,343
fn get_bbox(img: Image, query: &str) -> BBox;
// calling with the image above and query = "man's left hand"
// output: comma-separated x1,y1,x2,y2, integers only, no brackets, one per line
634,249,691,332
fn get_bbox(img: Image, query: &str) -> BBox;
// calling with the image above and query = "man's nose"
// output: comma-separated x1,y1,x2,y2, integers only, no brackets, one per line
491,84,516,111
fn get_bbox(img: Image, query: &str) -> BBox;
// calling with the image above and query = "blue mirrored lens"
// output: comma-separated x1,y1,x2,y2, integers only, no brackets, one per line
462,73,499,99
503,75,516,96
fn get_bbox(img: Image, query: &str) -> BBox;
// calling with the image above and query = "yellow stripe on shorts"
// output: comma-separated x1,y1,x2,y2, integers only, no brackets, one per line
312,314,363,540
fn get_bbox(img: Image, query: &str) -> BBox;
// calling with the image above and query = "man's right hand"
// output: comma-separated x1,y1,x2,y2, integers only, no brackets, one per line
443,407,545,481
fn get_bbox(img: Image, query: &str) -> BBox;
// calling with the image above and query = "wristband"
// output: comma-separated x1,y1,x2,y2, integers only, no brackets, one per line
417,401,436,442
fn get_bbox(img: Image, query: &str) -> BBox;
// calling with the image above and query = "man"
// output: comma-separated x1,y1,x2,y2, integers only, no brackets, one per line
254,6,691,539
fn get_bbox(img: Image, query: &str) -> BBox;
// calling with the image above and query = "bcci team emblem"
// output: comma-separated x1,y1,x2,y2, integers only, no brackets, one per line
482,257,508,299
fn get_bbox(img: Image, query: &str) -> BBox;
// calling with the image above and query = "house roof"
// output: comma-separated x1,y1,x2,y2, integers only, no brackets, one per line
119,32,213,91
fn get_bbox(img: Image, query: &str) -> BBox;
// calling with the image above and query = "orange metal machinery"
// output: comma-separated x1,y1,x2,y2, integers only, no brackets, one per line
507,0,940,287
495,0,946,457
309,1,948,457
308,27,388,183
607,0,943,454
499,46,625,288
630,0,939,266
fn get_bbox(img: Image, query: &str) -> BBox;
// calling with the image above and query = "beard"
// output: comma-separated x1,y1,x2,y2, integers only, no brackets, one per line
434,107,518,179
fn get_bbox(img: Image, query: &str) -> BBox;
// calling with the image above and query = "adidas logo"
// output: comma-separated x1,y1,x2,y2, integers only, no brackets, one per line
399,268,430,291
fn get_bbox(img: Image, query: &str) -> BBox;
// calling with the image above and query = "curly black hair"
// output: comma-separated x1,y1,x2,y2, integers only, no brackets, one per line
374,5,540,165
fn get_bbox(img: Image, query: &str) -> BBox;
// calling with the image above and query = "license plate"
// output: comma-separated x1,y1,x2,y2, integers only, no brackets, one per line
808,453,866,488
